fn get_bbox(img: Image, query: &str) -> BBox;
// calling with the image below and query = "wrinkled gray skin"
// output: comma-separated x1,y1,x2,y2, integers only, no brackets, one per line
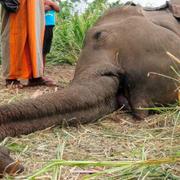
0,4,180,176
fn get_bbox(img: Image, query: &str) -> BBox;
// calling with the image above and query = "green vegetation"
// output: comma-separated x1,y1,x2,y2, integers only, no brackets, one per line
28,157,180,179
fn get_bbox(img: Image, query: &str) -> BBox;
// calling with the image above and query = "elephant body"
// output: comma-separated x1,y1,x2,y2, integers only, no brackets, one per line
0,2,180,175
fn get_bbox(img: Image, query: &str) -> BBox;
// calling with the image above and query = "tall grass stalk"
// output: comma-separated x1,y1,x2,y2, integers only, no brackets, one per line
52,138,66,180
27,157,180,179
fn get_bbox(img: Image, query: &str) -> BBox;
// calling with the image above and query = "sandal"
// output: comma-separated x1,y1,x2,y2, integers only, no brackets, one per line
5,79,24,89
28,77,57,87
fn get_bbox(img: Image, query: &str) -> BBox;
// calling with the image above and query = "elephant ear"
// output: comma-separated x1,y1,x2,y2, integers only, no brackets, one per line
169,0,180,19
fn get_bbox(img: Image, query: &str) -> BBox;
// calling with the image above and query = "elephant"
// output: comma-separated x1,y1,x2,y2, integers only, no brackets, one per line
0,1,180,176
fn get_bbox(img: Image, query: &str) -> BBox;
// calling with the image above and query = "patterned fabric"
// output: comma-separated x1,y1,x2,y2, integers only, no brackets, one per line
1,0,45,79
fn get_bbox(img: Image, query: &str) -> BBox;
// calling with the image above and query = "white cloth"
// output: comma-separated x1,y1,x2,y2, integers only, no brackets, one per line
121,0,168,7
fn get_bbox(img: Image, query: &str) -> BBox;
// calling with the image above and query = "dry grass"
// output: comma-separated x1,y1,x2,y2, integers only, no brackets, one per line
0,65,179,179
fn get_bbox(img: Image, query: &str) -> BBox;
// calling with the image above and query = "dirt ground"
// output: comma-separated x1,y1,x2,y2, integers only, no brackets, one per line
0,65,179,179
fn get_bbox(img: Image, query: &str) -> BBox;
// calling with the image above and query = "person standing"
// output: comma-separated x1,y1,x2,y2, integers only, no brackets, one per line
1,0,55,88
43,0,60,63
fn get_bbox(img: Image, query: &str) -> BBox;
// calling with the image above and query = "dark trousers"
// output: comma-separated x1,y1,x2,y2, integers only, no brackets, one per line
43,25,54,55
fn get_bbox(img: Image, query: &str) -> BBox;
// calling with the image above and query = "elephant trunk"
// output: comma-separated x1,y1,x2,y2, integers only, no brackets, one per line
0,74,120,140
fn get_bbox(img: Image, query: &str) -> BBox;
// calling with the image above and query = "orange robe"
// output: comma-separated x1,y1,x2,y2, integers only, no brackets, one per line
1,0,45,80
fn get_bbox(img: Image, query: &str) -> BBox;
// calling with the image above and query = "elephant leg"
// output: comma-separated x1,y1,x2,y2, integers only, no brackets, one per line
0,146,24,177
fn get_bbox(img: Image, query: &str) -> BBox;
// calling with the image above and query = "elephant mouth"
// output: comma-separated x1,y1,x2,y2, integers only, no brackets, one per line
116,74,131,111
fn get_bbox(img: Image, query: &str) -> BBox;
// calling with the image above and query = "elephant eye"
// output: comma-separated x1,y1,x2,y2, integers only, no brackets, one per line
94,31,102,40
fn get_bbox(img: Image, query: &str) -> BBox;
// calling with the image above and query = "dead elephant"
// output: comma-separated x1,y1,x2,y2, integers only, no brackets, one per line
0,1,180,176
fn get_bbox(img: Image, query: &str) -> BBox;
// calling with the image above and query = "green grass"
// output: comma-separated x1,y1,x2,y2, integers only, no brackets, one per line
2,108,179,179
27,158,180,179
20,109,179,179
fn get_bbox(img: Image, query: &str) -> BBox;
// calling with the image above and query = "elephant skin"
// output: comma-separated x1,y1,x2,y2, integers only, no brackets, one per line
0,3,180,176
0,146,24,177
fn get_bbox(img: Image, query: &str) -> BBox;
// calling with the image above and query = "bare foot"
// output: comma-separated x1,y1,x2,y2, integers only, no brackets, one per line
28,77,58,87
5,79,24,89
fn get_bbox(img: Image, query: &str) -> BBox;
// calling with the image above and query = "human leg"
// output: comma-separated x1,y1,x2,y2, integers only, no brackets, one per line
1,0,34,88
